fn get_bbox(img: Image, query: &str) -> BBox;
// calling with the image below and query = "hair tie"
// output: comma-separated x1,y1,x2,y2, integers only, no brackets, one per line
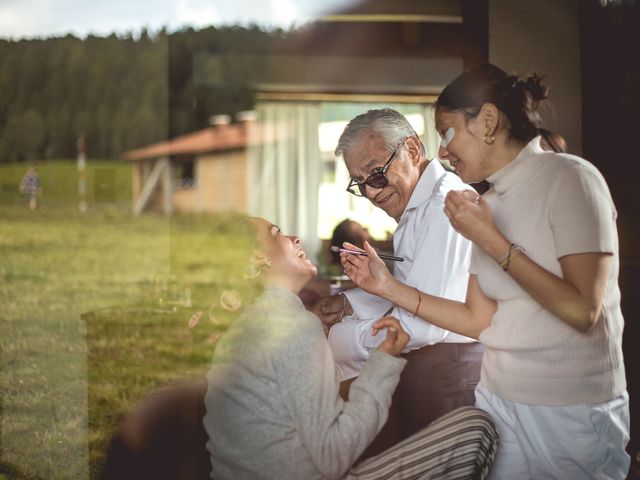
503,74,520,90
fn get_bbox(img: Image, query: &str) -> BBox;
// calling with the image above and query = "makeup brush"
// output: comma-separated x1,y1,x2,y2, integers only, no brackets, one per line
331,246,404,262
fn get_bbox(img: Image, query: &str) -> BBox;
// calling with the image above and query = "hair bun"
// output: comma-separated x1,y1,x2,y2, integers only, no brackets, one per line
523,73,549,102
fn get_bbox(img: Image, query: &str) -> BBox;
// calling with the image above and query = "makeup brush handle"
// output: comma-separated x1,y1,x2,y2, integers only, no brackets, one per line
377,252,404,262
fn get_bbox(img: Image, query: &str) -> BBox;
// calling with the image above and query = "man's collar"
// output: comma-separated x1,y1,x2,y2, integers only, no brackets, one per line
403,160,446,213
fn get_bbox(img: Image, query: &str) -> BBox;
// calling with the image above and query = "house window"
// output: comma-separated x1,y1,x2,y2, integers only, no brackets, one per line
173,156,197,189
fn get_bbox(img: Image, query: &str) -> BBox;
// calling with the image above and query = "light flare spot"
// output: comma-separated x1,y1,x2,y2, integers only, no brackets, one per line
188,311,203,329
220,290,242,311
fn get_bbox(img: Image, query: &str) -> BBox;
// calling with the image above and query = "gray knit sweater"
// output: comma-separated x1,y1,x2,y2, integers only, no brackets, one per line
203,286,406,480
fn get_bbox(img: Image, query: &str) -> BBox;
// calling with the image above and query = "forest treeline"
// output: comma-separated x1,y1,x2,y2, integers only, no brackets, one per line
0,26,289,162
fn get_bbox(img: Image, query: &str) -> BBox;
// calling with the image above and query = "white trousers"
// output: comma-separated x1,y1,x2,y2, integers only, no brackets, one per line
475,384,630,480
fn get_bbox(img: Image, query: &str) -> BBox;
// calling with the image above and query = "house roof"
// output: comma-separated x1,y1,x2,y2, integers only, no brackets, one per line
121,121,251,161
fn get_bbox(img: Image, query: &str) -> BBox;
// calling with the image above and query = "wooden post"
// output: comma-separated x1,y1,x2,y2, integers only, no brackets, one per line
77,134,87,212
133,157,169,216
163,157,173,215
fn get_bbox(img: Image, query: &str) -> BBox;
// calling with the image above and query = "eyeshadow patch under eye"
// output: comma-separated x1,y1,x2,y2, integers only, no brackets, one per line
441,127,455,148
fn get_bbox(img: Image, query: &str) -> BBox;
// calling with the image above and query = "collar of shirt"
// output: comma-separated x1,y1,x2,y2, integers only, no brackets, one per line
487,136,545,195
402,159,447,216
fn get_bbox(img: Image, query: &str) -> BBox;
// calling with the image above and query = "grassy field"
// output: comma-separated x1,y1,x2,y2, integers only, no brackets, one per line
0,162,258,479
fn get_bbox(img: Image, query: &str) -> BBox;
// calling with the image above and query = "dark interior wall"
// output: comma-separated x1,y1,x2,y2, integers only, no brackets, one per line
460,0,489,69
265,0,489,94
278,19,484,66
489,0,583,155
580,0,640,466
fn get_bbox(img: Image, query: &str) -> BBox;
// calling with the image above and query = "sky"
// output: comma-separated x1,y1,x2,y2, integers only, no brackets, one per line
0,0,360,39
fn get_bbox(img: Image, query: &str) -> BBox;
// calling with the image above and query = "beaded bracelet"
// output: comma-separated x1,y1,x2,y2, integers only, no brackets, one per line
498,243,523,271
337,293,347,322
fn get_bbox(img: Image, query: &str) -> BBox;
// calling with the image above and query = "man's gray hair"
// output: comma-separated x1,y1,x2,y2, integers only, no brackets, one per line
335,108,420,159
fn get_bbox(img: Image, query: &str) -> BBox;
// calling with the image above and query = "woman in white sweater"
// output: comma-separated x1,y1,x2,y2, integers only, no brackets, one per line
340,64,629,479
203,217,498,479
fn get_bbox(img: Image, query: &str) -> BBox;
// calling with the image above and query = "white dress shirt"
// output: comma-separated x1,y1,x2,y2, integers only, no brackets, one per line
329,160,475,381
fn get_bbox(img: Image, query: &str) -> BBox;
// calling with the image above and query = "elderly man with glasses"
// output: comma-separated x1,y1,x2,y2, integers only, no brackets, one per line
313,108,484,456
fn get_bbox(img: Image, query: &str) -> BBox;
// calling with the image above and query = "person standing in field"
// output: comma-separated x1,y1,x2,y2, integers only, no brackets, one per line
20,166,42,211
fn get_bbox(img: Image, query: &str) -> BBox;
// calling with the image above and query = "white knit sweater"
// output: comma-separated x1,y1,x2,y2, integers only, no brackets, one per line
472,137,626,406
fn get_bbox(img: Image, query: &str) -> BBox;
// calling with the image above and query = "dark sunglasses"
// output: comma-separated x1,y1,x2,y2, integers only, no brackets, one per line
346,138,406,197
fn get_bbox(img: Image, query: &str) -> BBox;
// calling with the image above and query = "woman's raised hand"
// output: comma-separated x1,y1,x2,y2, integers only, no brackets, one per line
444,190,500,249
340,241,394,298
372,316,409,356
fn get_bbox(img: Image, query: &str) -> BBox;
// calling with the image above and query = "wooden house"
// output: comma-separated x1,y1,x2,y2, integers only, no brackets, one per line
121,114,254,215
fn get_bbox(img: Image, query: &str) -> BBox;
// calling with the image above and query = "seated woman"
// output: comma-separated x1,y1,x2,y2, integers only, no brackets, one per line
330,219,374,265
203,217,498,480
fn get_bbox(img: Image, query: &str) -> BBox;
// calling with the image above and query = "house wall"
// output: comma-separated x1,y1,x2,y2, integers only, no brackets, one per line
172,187,197,213
131,153,248,214
196,151,248,213
489,0,582,154
132,162,143,202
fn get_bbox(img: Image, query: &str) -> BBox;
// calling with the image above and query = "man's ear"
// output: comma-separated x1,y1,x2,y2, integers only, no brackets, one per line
479,103,499,133
406,136,423,166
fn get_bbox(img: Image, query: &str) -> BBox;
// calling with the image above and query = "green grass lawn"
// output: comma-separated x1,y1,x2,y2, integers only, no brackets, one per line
0,161,258,479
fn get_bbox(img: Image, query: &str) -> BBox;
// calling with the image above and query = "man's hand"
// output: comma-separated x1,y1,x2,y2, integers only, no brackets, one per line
310,294,353,335
372,316,409,357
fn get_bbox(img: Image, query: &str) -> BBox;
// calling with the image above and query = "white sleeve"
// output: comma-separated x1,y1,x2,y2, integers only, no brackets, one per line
364,204,472,350
342,287,393,320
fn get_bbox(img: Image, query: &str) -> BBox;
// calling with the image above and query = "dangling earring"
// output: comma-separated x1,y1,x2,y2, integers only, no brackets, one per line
484,129,496,145
250,251,273,269
244,252,272,279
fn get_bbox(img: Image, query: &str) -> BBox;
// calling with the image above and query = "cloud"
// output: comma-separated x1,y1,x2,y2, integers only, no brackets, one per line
0,0,363,40
173,0,222,30
0,0,56,38
194,0,340,28
270,0,306,27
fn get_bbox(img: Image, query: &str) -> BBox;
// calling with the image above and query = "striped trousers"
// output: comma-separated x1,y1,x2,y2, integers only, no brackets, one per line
346,406,499,480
